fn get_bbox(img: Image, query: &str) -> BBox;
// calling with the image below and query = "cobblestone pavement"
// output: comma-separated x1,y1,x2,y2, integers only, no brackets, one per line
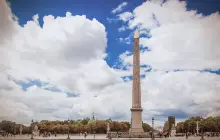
0,134,219,140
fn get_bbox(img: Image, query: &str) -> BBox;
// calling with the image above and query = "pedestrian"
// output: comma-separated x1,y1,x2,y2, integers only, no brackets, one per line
84,131,87,139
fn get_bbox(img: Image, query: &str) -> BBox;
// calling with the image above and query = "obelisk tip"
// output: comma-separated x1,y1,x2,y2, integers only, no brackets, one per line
134,31,139,38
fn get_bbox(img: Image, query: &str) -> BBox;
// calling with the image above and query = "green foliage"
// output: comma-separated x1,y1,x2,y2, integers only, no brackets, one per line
176,122,184,133
81,117,90,125
0,119,151,134
105,118,112,122
0,121,30,134
142,122,151,132
163,121,169,132
176,116,220,133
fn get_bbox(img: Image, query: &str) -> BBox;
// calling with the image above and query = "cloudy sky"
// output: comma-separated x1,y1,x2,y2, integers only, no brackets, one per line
0,0,220,126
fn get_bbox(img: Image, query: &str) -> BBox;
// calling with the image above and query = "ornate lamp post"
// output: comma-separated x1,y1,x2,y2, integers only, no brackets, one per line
92,112,96,139
187,123,191,139
93,124,96,139
30,119,34,139
152,117,155,140
67,119,70,140
200,118,205,140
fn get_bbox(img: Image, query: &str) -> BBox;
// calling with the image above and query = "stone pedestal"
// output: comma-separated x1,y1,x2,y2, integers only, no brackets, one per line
130,108,144,133
108,132,151,138
19,125,23,135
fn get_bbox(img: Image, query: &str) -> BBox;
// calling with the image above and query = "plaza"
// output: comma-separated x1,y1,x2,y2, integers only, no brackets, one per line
0,134,220,140
1,1,220,140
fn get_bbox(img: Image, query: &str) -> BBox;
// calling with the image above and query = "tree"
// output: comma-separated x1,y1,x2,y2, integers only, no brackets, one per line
0,120,15,133
163,121,169,132
105,118,112,122
176,122,184,133
143,122,151,132
81,117,90,125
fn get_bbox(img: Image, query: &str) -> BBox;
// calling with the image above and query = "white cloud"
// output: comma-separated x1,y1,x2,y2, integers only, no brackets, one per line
118,36,131,44
117,12,133,22
112,2,128,14
0,0,18,44
119,0,220,70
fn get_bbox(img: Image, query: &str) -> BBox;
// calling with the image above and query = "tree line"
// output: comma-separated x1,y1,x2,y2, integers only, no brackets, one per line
0,118,152,134
163,116,220,133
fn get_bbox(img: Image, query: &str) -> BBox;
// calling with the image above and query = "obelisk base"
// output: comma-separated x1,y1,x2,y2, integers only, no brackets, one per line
107,132,151,138
130,108,144,133
129,132,150,138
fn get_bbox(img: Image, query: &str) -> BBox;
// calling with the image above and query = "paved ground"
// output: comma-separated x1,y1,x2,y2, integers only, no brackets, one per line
0,134,219,140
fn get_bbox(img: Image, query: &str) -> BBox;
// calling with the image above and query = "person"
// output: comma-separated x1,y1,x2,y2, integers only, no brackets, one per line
84,132,87,139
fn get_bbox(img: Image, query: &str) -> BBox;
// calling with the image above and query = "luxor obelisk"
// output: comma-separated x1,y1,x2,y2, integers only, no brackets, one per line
130,31,144,133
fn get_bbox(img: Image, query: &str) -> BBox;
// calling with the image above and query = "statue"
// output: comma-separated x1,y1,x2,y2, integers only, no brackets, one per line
19,125,23,135
33,126,39,136
106,123,112,139
107,123,110,133
170,124,176,137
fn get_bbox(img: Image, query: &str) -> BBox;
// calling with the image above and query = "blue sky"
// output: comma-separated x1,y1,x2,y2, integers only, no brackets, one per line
1,0,220,125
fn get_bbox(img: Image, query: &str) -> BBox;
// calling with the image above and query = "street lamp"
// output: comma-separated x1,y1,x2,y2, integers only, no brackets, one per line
93,122,96,139
152,117,155,140
67,119,70,140
186,123,190,139
200,118,205,140
30,119,34,139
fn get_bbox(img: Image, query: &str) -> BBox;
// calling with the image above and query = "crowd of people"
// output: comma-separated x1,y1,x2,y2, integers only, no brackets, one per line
0,131,15,137
0,130,91,138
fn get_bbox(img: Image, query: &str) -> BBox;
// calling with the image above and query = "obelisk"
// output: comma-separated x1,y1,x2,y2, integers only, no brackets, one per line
130,31,144,133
